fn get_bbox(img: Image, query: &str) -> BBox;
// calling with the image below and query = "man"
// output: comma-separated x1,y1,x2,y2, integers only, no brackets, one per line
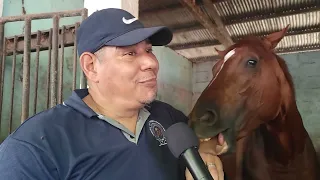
0,8,225,180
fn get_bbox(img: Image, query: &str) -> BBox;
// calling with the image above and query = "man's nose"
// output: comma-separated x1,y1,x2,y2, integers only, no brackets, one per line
140,54,158,70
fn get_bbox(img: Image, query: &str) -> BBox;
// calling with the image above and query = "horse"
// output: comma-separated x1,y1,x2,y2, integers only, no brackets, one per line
188,25,320,180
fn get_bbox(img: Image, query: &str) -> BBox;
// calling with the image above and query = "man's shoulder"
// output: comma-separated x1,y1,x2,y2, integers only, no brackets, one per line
7,104,79,146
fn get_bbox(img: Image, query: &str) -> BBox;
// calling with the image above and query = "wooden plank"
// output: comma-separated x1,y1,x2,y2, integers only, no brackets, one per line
179,0,233,47
168,25,320,50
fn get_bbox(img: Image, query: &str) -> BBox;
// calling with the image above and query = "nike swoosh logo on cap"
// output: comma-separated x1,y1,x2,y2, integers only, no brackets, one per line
122,17,137,24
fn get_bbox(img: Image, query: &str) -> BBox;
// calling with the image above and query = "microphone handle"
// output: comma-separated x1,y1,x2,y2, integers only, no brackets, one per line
181,147,214,180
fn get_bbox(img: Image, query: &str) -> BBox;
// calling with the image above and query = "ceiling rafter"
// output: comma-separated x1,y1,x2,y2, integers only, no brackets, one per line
223,3,320,25
190,44,320,63
168,25,320,50
168,3,320,33
139,0,227,16
179,0,233,47
138,0,320,62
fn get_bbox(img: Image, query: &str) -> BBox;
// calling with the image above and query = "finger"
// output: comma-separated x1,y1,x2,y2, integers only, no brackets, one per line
185,165,218,180
215,141,228,155
185,168,193,180
211,155,224,180
202,153,224,180
207,163,219,180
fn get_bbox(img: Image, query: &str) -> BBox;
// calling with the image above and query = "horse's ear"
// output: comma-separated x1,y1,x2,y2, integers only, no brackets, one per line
215,47,225,57
263,24,290,49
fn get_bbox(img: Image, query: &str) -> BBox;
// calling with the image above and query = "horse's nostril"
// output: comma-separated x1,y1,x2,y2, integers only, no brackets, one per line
199,113,211,122
207,110,217,126
199,109,218,126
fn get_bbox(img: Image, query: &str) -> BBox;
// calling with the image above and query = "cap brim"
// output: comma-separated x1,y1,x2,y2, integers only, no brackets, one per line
104,26,173,47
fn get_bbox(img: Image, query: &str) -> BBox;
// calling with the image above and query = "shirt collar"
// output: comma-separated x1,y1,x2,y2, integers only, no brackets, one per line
63,89,97,118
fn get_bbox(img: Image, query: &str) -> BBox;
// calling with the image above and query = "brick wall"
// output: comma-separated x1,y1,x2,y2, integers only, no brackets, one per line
192,51,320,153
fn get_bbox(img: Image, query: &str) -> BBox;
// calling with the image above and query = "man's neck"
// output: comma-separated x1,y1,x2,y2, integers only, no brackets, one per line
83,89,142,133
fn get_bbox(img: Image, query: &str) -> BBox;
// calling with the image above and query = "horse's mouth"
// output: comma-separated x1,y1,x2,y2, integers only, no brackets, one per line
198,131,230,155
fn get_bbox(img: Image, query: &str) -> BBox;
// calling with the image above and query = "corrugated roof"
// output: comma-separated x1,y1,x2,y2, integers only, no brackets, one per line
139,0,320,63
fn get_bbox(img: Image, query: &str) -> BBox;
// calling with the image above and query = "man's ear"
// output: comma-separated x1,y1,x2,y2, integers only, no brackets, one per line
263,24,290,50
79,52,99,83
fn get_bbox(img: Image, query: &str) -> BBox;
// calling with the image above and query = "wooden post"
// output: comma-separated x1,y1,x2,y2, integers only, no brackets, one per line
84,0,139,18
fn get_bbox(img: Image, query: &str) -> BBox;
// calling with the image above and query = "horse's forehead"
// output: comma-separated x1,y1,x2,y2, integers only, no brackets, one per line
224,48,236,62
207,48,237,88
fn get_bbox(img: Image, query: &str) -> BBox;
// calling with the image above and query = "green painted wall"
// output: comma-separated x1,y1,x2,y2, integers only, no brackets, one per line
281,51,320,154
154,46,193,115
0,0,193,141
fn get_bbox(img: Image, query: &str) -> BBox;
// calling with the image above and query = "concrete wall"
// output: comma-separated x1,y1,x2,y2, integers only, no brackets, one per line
154,46,193,115
0,0,193,141
192,60,215,107
192,51,320,153
0,0,3,17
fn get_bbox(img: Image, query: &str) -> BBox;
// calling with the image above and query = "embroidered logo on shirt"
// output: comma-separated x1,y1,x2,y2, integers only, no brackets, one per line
149,120,167,146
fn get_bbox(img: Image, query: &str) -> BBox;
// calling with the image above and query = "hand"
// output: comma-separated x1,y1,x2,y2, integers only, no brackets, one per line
185,151,224,180
185,136,226,180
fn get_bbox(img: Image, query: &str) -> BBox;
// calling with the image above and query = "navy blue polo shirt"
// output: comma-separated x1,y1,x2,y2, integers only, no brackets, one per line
0,89,189,180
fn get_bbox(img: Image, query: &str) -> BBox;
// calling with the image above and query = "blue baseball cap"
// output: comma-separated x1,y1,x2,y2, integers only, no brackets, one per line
76,8,173,56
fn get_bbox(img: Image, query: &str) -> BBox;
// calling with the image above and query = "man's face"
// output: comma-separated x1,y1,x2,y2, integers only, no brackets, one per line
95,40,159,106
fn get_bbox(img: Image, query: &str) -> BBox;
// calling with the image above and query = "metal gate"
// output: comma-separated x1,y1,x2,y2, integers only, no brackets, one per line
0,8,88,142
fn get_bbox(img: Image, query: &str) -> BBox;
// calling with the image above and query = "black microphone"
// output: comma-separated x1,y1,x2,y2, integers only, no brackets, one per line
164,122,214,180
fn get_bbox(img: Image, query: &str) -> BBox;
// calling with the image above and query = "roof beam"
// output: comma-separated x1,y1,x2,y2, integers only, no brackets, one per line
168,39,219,50
189,56,219,63
170,3,320,33
224,3,320,25
179,0,233,46
190,44,320,63
169,22,203,33
168,25,320,50
139,0,227,16
139,3,181,15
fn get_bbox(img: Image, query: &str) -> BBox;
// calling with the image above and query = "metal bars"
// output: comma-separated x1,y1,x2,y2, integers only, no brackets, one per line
21,18,31,122
0,8,88,137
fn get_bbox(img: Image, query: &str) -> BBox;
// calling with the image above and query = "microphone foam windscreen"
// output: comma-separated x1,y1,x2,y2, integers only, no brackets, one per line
164,122,200,158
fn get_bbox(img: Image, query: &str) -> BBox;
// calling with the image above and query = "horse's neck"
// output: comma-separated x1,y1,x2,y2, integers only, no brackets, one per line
261,101,308,165
241,110,320,180
241,129,272,180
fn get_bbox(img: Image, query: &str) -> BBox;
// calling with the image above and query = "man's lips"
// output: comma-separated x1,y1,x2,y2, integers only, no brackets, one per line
138,77,157,83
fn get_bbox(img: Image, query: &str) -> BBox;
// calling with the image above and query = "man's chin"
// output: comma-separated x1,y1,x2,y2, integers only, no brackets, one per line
137,91,157,105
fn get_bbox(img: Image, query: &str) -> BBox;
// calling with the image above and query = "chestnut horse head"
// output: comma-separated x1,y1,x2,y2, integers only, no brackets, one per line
189,26,320,179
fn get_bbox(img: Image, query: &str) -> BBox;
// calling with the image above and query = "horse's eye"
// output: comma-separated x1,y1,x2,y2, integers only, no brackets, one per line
247,59,257,67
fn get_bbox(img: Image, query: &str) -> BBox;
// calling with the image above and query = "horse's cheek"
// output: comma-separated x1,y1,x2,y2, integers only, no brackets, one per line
257,89,281,121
